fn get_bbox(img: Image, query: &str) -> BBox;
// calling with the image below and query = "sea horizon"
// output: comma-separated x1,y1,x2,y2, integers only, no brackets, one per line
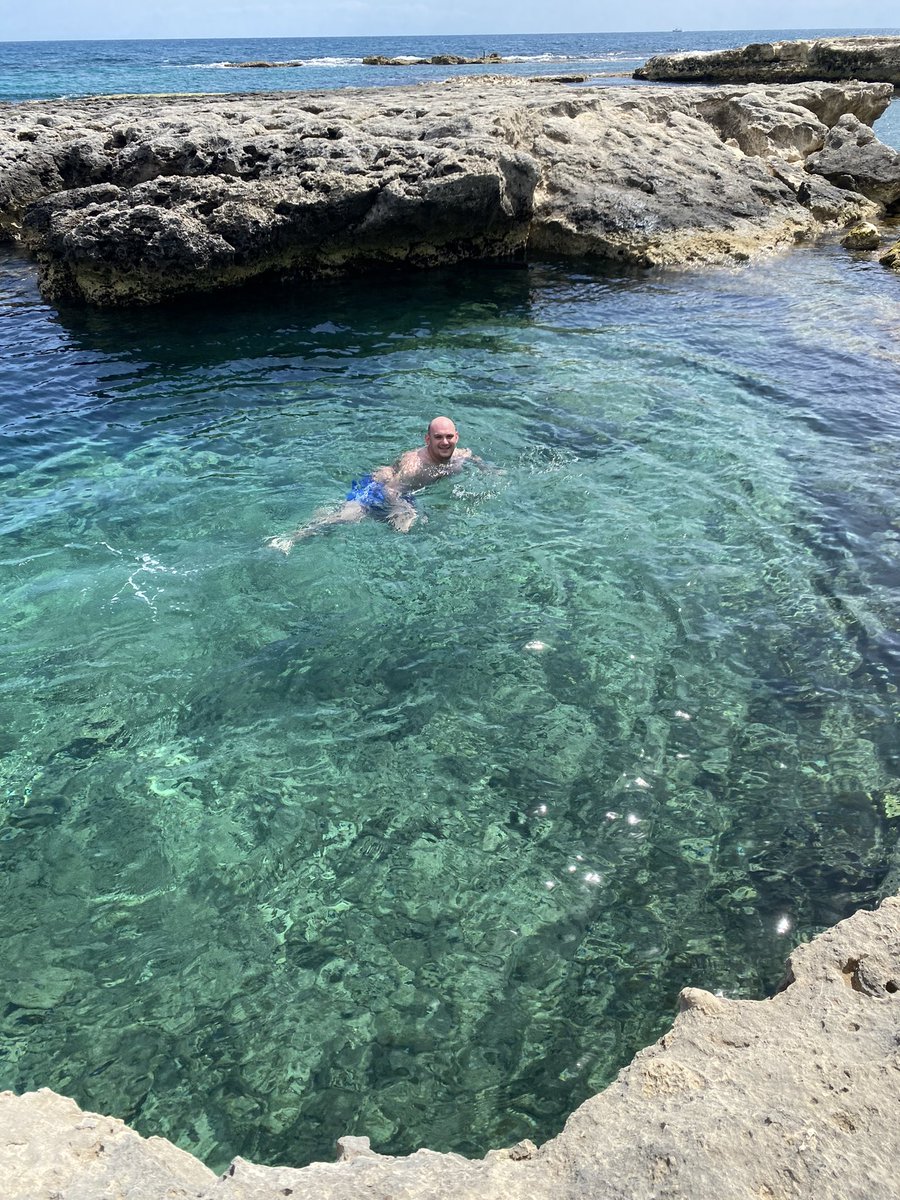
5,24,900,41
3,26,900,102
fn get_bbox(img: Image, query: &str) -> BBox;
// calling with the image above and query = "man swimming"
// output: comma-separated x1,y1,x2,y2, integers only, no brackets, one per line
267,416,482,552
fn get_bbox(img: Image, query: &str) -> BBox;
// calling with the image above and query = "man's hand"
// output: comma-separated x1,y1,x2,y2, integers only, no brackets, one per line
385,492,418,533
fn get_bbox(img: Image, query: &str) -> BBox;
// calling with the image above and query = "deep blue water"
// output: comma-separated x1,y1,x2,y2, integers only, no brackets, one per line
1,26,899,1177
1,28,899,101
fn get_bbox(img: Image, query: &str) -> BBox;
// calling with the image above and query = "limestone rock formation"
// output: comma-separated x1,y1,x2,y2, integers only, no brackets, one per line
806,112,900,206
880,238,900,268
0,1089,216,1197
362,53,503,66
840,220,881,249
224,60,305,69
363,56,428,65
635,35,900,84
2,896,899,1199
0,79,897,306
533,74,589,84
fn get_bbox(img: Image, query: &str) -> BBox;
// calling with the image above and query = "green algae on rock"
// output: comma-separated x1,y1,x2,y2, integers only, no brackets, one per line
840,221,881,249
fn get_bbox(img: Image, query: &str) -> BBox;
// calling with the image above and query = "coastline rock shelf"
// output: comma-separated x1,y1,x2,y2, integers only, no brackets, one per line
3,897,900,1199
1,77,899,306
634,35,900,84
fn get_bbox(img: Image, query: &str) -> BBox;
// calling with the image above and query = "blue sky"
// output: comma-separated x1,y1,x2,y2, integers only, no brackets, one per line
5,0,899,41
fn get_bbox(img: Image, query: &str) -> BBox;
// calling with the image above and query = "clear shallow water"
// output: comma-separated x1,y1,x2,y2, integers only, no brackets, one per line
2,28,899,100
1,239,898,1169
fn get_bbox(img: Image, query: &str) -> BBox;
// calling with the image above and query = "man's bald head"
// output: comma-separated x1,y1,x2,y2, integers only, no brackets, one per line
427,416,457,437
424,416,460,463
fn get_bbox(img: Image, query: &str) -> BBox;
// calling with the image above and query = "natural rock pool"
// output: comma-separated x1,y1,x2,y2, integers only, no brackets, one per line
1,241,898,1171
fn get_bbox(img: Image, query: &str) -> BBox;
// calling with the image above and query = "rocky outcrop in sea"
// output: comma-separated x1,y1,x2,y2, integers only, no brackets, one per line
1,77,898,306
634,35,900,84
3,895,899,1199
362,53,503,65
223,60,305,69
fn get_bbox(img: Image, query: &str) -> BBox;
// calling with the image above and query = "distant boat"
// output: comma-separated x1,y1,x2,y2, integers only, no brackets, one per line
672,27,683,32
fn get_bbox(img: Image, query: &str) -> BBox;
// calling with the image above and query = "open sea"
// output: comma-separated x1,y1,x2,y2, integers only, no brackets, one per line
1,28,899,1175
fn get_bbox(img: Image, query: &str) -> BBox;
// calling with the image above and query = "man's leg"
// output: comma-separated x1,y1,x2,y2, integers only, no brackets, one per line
267,501,367,552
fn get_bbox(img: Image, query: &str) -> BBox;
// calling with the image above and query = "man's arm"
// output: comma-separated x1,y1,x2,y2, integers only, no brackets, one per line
457,448,500,472
377,462,418,532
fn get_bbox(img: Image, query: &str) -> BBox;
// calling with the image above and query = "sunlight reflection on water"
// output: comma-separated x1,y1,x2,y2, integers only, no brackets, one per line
0,245,898,1170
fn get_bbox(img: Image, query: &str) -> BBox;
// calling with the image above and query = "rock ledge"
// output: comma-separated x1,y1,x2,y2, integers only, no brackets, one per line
2,896,900,1199
635,35,900,84
1,78,898,306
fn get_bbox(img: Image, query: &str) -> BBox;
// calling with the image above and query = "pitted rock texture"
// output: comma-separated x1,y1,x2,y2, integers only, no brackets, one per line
806,112,900,206
635,35,900,84
0,78,896,305
2,896,899,1199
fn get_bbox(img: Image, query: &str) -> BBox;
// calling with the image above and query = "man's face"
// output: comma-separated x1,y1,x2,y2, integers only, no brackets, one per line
425,419,459,462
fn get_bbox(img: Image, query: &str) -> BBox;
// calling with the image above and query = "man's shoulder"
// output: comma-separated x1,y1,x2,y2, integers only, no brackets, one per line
389,449,425,481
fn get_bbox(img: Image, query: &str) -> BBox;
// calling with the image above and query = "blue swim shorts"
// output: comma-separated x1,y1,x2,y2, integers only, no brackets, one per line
346,474,387,510
346,475,415,514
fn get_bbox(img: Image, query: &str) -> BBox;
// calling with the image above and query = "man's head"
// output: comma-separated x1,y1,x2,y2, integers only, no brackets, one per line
425,416,459,464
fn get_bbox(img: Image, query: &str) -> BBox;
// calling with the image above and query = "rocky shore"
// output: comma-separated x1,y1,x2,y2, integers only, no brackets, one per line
3,896,899,1200
2,77,900,306
634,35,900,84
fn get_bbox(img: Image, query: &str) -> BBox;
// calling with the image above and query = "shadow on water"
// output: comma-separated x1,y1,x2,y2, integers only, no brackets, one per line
48,263,540,363
1,237,899,1173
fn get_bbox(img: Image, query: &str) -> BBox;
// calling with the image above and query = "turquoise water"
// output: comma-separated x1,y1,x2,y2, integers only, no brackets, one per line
1,237,898,1168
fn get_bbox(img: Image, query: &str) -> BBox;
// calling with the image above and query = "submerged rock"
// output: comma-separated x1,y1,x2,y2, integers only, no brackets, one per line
635,35,900,85
1,79,897,306
840,221,881,249
3,896,900,1198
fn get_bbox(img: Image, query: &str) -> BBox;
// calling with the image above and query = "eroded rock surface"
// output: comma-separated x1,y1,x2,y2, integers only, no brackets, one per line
635,35,900,84
363,53,503,66
2,896,899,1199
806,112,900,206
0,78,897,306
